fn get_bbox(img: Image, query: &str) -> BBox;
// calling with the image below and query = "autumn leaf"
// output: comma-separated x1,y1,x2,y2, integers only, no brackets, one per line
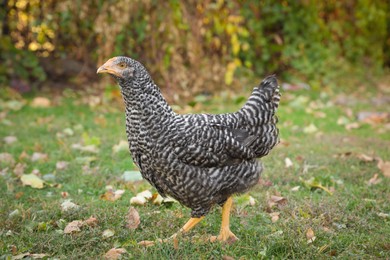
268,195,287,209
126,207,140,229
31,97,51,108
84,216,98,227
0,153,15,166
103,248,127,260
367,174,382,186
306,228,316,244
56,161,69,170
270,212,280,223
102,229,115,239
20,174,44,189
30,152,48,162
377,159,390,178
4,136,17,144
284,157,293,168
64,220,84,234
61,200,80,212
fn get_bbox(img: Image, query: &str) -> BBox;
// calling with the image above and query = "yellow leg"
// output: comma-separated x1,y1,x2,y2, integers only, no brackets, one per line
210,197,238,243
138,217,204,247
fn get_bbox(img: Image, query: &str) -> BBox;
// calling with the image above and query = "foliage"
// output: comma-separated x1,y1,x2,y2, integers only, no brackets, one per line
0,0,389,95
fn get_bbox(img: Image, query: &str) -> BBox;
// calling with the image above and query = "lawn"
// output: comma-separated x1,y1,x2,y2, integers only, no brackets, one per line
0,81,389,259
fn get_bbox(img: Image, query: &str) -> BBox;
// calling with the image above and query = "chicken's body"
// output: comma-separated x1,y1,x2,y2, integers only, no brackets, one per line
98,56,280,243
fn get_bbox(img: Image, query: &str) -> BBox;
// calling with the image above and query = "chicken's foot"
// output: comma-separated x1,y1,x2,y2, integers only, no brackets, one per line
209,197,238,243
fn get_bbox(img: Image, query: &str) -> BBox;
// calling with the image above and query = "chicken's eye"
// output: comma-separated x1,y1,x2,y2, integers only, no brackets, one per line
118,63,126,68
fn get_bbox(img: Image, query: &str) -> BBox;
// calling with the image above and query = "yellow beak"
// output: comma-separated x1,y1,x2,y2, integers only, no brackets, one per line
97,58,121,77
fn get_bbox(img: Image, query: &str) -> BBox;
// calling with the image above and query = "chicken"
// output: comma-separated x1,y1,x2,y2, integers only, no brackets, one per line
97,56,280,244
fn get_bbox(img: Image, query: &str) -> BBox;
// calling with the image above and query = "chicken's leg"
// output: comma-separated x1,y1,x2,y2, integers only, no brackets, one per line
139,217,204,246
210,197,238,243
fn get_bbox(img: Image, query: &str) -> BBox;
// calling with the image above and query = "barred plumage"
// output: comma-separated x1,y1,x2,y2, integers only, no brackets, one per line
98,56,281,241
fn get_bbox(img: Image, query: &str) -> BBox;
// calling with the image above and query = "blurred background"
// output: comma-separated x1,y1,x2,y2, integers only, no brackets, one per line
0,0,389,100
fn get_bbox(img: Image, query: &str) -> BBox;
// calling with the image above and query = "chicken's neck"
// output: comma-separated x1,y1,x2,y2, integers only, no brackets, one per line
118,76,175,163
119,77,174,117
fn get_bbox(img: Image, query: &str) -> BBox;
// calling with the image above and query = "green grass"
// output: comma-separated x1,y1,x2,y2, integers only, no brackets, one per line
0,85,389,259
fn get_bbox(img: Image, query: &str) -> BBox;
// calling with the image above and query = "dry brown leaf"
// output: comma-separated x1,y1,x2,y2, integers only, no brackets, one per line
64,220,84,234
0,153,15,165
12,252,48,259
100,189,125,201
151,193,164,205
84,216,98,227
306,228,316,244
61,191,69,198
103,248,127,260
377,159,390,178
30,152,48,162
270,212,280,223
268,195,287,208
356,153,375,162
367,174,382,186
222,256,235,260
4,136,17,144
126,207,140,229
56,161,69,170
345,122,360,130
31,97,51,108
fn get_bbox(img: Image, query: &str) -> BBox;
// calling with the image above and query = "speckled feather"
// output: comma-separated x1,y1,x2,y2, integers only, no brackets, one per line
113,57,280,217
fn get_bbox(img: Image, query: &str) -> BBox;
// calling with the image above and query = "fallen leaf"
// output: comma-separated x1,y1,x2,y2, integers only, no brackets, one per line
5,100,24,111
367,174,382,186
61,191,69,198
100,189,125,201
12,252,49,259
13,163,25,176
84,216,98,227
302,177,333,195
20,174,44,189
18,151,30,160
291,186,300,191
136,190,153,200
222,256,235,260
4,136,17,144
102,229,115,239
64,220,84,234
357,111,389,125
306,228,316,244
31,152,48,162
0,153,15,165
303,123,318,134
103,248,127,260
31,97,51,107
345,122,360,130
377,159,390,178
61,200,80,212
377,212,389,218
151,193,164,205
356,153,375,162
130,195,147,205
268,195,287,208
72,143,99,153
112,140,128,153
126,207,140,229
285,157,293,168
56,161,69,170
270,212,280,223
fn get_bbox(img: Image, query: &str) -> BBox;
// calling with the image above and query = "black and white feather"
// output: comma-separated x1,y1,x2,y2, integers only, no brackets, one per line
111,56,280,217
